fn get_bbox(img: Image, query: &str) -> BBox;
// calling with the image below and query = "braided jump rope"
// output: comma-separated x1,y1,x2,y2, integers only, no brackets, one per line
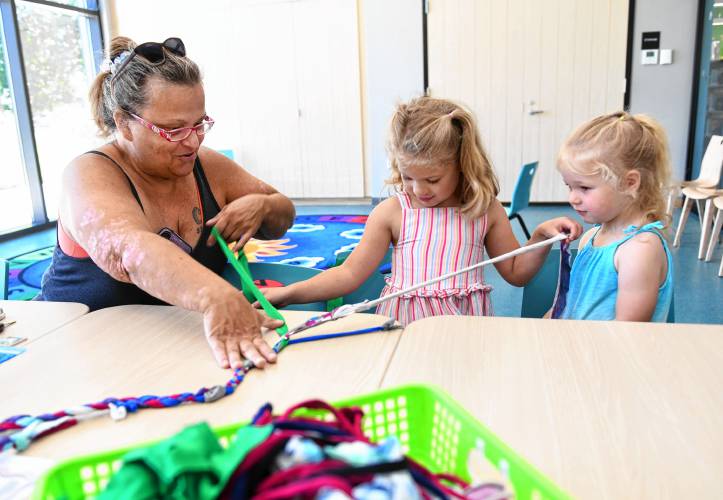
0,230,568,453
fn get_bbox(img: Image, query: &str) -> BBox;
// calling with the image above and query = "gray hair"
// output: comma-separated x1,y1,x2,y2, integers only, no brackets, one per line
89,36,202,137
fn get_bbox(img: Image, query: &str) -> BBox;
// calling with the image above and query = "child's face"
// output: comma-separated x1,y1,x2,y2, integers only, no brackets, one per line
399,162,460,208
561,169,632,225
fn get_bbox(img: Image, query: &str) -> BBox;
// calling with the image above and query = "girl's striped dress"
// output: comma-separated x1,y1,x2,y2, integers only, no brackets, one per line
376,192,493,326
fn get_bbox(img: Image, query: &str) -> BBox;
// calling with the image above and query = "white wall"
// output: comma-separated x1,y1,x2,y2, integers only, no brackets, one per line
629,0,698,180
360,0,424,200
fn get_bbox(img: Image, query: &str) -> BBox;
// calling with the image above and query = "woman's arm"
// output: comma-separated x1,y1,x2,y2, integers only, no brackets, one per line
614,233,668,321
200,148,295,250
262,199,396,307
484,200,582,286
60,155,279,369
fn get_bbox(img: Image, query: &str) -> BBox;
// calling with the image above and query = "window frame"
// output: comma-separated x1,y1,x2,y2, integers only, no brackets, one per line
0,0,103,238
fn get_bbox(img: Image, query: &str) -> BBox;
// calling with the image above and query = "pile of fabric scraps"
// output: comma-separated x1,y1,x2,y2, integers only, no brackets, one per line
99,399,513,499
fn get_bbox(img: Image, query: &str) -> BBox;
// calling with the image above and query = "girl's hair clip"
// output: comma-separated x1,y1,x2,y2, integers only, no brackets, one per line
104,50,132,75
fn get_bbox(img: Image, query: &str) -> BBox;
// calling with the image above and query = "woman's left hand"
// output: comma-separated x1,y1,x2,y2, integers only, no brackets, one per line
534,216,584,242
206,194,269,251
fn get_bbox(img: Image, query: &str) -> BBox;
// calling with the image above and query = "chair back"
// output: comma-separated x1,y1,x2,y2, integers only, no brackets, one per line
697,135,723,187
522,249,676,323
521,248,576,318
222,261,328,311
508,162,538,216
0,258,8,300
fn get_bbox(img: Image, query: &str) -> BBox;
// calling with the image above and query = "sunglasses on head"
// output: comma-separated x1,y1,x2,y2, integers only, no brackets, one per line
111,37,186,82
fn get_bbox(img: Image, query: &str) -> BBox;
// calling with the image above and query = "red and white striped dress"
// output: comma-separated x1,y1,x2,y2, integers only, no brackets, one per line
376,192,493,326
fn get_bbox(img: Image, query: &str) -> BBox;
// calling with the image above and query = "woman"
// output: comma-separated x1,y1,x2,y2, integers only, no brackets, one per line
37,36,295,370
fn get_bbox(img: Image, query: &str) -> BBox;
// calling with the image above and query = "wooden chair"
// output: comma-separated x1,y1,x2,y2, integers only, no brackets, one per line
674,187,723,259
667,135,723,215
704,195,723,277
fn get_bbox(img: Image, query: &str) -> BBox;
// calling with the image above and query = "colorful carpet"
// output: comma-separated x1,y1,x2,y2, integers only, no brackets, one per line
6,215,371,300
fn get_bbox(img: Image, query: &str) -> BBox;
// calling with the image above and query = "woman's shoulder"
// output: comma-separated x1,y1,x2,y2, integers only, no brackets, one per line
64,147,130,185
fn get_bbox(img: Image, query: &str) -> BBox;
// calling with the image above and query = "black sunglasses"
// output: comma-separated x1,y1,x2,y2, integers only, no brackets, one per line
111,37,186,82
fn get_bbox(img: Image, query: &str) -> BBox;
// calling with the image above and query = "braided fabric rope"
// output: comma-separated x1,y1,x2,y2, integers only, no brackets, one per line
1,234,566,452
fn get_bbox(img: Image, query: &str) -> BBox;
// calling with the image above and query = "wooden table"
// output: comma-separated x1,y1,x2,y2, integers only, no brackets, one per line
381,315,723,500
3,305,400,460
0,300,89,344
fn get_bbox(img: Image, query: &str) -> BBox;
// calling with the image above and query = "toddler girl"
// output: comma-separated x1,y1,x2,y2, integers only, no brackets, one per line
556,111,673,321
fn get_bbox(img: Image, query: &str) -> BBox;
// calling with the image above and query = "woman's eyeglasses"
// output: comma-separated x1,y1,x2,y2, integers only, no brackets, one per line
111,37,186,82
128,112,215,142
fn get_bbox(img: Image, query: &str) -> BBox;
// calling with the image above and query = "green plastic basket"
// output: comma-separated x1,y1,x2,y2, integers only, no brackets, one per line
34,384,570,499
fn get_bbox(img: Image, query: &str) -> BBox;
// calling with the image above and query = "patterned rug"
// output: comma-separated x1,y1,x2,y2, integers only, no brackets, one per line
6,215,371,300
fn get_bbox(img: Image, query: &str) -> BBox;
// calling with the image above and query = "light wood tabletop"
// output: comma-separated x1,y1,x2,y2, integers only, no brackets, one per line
2,304,400,460
381,315,723,500
0,300,89,344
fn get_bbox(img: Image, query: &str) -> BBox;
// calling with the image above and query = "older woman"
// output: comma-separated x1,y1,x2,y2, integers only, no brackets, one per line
37,36,295,370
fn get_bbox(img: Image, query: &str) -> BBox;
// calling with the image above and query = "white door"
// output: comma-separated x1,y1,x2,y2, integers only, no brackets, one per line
232,0,364,198
114,0,365,199
427,0,629,201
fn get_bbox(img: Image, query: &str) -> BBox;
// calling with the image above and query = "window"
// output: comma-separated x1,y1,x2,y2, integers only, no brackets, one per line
0,0,102,235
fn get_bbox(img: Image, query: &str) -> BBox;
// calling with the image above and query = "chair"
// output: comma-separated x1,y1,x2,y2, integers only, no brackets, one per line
1,258,8,300
521,249,675,322
673,187,723,259
521,248,576,318
222,261,328,311
506,162,538,239
222,260,389,312
704,195,723,277
667,135,723,215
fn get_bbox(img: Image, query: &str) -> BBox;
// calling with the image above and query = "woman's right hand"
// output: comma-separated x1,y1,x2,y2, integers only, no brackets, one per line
202,290,283,370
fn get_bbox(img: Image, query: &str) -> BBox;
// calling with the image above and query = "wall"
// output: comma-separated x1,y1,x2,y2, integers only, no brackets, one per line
629,0,698,180
360,0,424,200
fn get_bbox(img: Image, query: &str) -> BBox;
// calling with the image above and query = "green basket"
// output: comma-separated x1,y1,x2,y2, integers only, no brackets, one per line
34,384,570,499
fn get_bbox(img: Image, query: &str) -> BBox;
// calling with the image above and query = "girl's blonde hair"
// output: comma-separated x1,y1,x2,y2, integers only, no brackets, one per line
557,111,672,227
386,97,499,218
89,36,201,137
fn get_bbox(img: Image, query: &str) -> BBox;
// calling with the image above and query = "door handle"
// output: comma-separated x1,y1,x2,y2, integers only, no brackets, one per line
527,101,544,115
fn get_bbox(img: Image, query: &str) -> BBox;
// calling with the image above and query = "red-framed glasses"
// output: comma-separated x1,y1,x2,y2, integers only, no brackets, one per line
127,112,215,142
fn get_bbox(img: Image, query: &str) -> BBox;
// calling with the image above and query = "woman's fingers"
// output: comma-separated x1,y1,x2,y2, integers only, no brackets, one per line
253,336,277,363
238,338,266,368
207,335,231,369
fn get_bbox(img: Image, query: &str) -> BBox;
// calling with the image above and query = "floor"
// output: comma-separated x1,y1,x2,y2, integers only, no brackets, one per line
2,204,722,325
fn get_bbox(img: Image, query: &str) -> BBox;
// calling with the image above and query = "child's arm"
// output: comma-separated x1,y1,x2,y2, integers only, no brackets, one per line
484,200,582,286
614,232,668,321
262,199,396,307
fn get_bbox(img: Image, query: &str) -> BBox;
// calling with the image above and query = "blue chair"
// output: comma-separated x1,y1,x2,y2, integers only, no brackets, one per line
522,248,675,322
1,258,8,300
222,261,328,311
521,248,576,318
506,161,538,239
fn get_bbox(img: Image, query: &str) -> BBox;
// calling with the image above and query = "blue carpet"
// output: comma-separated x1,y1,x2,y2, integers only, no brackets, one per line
7,215,371,300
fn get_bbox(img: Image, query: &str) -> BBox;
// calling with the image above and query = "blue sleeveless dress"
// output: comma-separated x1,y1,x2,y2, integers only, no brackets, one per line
560,221,673,321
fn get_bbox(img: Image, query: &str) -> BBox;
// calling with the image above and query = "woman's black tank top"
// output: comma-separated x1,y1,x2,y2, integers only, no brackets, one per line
36,151,227,311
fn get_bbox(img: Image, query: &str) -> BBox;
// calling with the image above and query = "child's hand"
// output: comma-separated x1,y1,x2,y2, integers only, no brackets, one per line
534,217,583,242
255,286,294,309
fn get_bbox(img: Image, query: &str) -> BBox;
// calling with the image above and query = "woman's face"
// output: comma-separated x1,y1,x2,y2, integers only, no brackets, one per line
129,77,207,178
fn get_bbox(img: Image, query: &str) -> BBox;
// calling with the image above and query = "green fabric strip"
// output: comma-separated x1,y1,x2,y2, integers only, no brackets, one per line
212,228,288,336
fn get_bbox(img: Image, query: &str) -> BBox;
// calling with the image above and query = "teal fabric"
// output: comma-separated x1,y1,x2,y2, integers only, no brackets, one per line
99,422,272,500
560,221,673,321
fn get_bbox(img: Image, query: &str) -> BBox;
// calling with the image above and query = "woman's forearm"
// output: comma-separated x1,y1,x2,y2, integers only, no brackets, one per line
117,231,236,312
257,193,295,239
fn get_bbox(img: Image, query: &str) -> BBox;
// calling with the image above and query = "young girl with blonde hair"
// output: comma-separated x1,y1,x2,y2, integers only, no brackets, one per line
264,97,581,325
557,111,674,321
